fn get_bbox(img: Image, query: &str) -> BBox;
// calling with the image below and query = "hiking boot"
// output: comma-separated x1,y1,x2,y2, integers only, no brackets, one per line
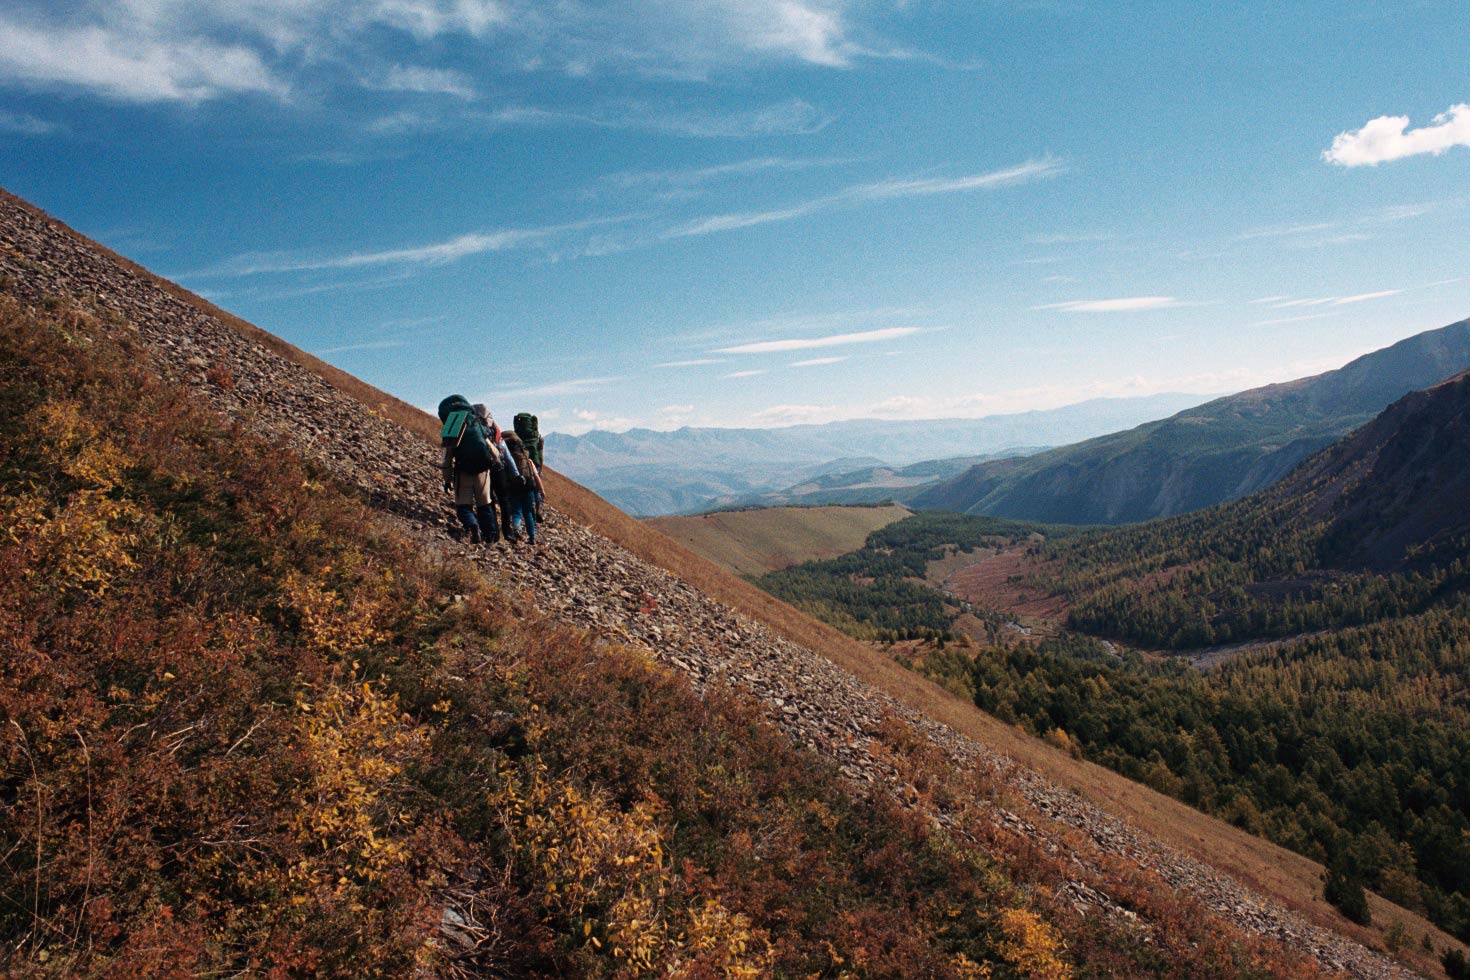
468,527,482,545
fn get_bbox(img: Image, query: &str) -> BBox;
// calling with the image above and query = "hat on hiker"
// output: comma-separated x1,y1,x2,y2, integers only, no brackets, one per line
472,403,491,422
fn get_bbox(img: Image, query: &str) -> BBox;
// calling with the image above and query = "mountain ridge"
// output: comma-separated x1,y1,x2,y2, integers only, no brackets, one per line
550,392,1210,515
914,318,1470,524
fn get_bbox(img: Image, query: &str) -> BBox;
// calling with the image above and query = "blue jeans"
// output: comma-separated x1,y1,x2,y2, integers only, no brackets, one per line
510,489,536,543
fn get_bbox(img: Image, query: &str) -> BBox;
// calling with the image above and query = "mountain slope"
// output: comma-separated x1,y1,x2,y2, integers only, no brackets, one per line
646,503,912,575
966,377,1470,945
715,453,1009,510
0,186,1451,977
914,320,1470,525
550,393,1208,515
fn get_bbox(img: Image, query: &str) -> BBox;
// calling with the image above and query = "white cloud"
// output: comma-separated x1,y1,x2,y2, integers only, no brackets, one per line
654,358,725,368
1027,232,1113,246
667,157,1062,239
370,64,476,99
1034,297,1178,313
714,326,920,355
560,408,637,434
198,216,624,276
601,155,848,191
1254,313,1339,326
1324,104,1470,167
1269,289,1401,308
1235,221,1338,241
367,0,508,40
0,1,903,105
0,109,59,134
489,376,623,399
723,369,767,379
488,98,832,139
790,356,847,367
752,404,833,425
1250,295,1292,304
315,338,407,355
853,159,1064,200
0,14,286,103
1332,289,1402,305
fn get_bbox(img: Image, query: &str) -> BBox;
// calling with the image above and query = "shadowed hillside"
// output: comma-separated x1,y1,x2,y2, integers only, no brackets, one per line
914,321,1470,525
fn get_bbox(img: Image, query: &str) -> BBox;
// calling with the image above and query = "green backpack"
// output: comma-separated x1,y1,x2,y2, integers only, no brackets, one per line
514,412,544,467
438,395,495,474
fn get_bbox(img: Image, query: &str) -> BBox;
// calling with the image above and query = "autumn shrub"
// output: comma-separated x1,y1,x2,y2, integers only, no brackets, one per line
0,295,1345,977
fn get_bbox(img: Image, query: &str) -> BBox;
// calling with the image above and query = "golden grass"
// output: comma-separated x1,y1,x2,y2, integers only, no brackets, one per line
645,503,911,576
11,189,1463,977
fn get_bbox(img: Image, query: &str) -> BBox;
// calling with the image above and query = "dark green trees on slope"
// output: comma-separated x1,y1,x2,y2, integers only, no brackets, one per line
755,372,1470,944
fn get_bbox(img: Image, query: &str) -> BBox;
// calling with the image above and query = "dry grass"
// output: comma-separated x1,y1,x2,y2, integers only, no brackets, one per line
646,503,911,576
12,190,1464,977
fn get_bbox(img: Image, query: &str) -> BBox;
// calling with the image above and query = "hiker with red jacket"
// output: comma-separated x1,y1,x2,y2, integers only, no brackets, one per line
486,418,521,542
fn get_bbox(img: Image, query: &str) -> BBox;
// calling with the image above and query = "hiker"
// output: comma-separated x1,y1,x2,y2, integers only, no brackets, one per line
513,412,546,521
487,419,521,541
502,428,545,546
437,395,501,545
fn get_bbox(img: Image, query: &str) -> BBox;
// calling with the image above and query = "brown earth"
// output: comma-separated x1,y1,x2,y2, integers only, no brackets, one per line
3,186,1462,978
942,547,1072,625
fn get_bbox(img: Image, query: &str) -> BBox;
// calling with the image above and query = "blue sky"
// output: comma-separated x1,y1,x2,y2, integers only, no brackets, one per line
1,1,1466,433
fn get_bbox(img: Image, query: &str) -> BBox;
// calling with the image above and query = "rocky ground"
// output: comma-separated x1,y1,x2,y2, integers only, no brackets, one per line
0,191,1419,979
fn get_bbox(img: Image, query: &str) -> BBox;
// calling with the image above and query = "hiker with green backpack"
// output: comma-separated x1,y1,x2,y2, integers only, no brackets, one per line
501,427,544,546
513,413,546,521
437,395,502,545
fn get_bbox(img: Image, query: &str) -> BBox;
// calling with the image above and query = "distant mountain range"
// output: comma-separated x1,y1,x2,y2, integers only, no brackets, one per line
547,393,1209,516
913,318,1470,524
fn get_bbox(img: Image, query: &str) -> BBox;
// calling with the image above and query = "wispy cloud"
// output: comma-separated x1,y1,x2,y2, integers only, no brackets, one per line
1034,297,1178,313
1235,221,1338,241
654,358,725,368
1255,312,1339,326
490,376,623,399
196,217,624,277
1332,289,1403,305
1324,103,1470,167
315,339,407,356
791,356,847,367
601,155,850,191
668,157,1063,239
724,369,767,379
1266,290,1402,308
715,326,921,355
486,98,833,139
0,13,286,103
1027,232,1114,246
0,108,61,135
0,1,916,105
368,65,476,100
852,160,1065,199
753,403,831,425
